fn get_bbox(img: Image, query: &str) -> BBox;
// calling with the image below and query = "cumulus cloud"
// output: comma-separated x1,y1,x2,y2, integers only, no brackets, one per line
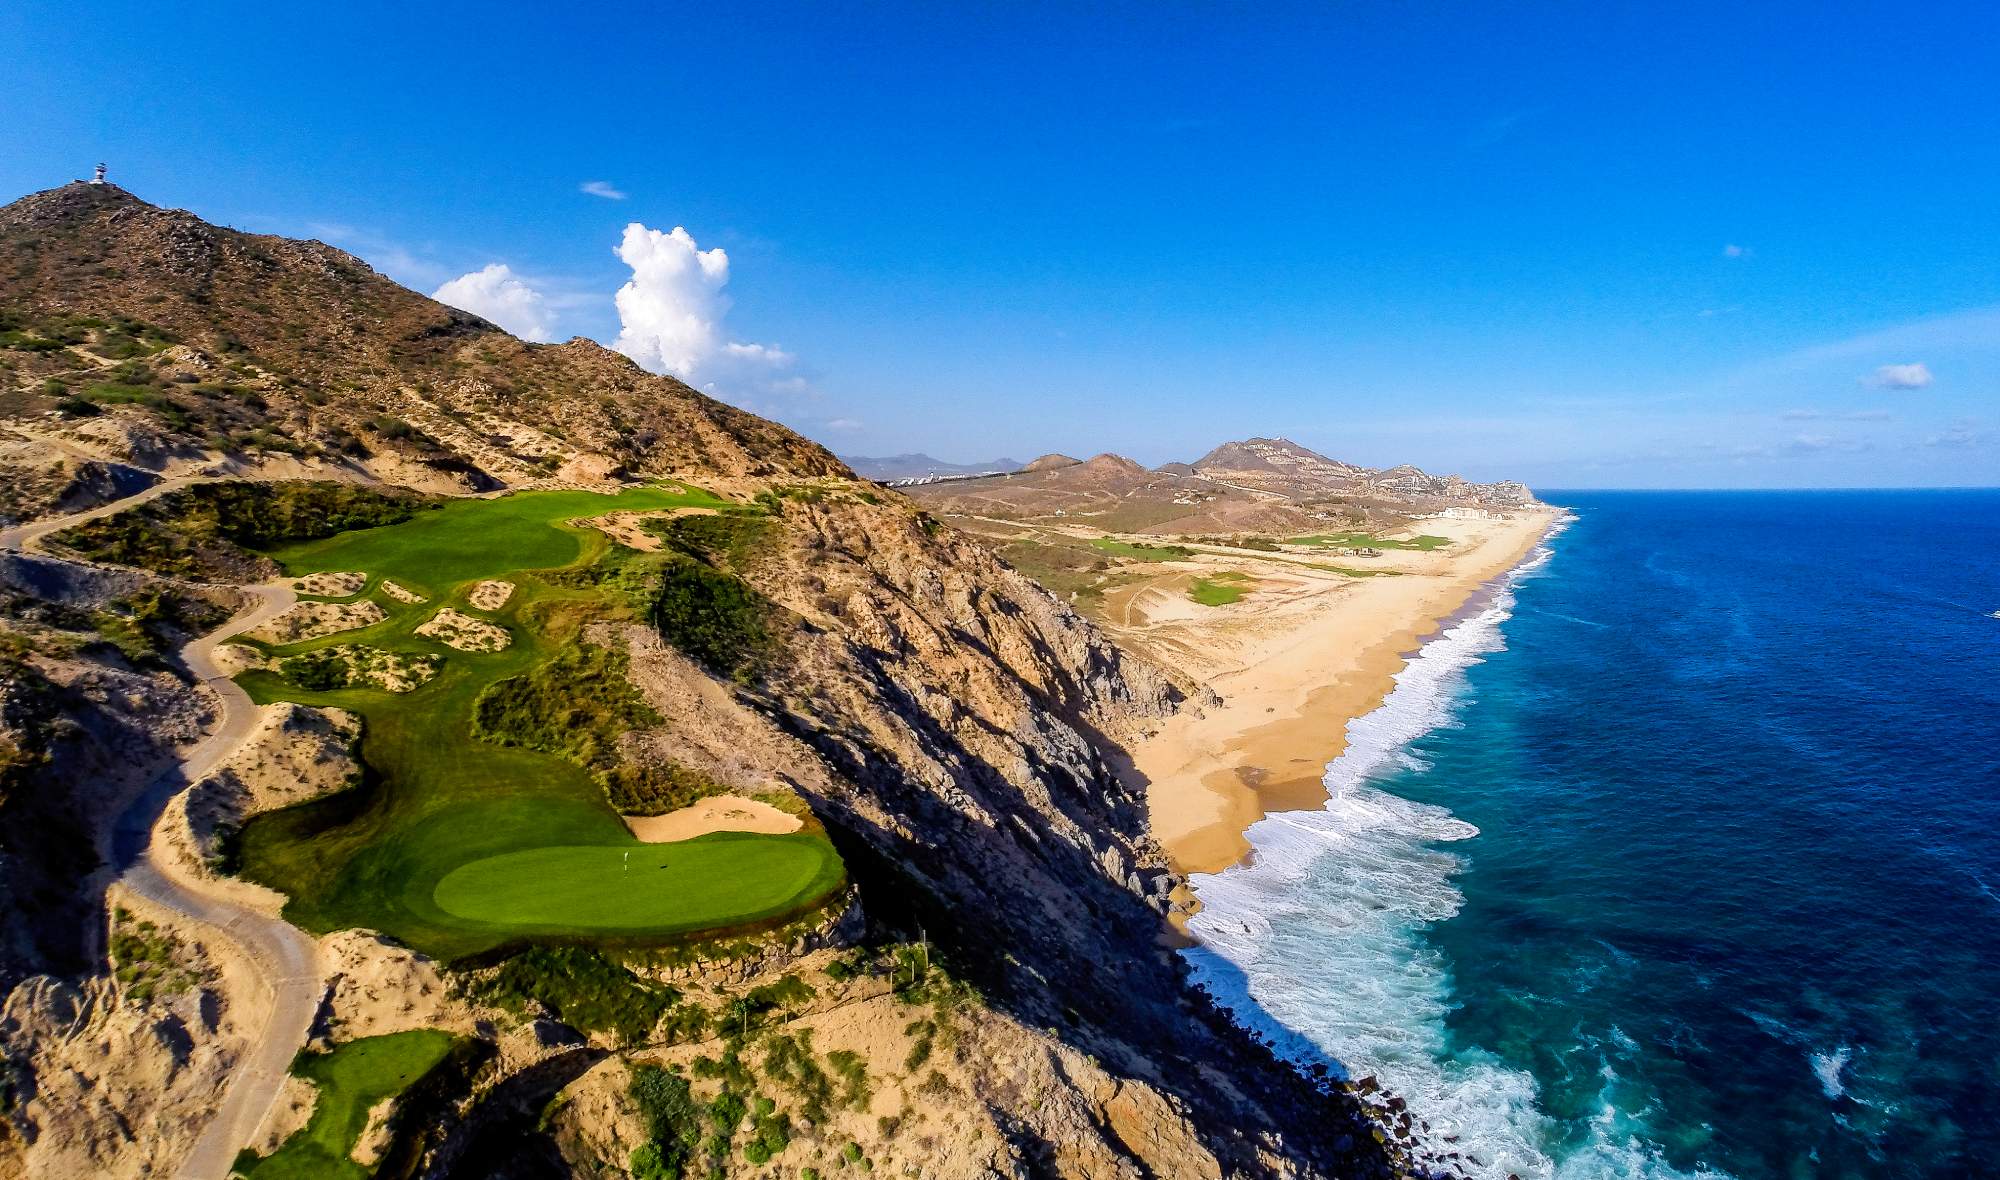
610,223,801,396
1722,243,1749,259
580,180,627,200
431,264,557,341
1866,362,1933,390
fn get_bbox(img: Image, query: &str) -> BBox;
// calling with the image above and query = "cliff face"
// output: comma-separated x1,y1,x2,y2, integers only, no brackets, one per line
0,184,1421,1178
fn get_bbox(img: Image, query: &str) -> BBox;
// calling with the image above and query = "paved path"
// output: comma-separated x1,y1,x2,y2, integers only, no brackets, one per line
8,482,322,1180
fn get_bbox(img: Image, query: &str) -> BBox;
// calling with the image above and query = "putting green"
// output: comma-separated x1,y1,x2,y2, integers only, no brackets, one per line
432,836,840,931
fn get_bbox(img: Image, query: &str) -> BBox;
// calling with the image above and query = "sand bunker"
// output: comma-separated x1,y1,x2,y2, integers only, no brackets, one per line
414,607,510,652
621,795,803,843
248,600,387,644
294,571,367,597
381,579,426,604
467,580,514,611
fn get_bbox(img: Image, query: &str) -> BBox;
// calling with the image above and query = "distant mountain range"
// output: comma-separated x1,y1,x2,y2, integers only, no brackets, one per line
898,436,1534,534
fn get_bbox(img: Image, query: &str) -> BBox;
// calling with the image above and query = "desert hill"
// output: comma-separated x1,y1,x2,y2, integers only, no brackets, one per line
0,183,1432,1178
903,433,1533,536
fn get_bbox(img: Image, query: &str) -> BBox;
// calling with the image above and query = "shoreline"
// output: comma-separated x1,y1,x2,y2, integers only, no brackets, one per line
1128,508,1561,878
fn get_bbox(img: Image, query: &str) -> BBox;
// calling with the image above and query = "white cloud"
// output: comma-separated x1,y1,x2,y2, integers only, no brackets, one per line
1722,243,1749,259
581,180,628,200
610,223,802,398
1866,362,1933,390
824,417,863,431
431,264,557,341
1924,419,1987,449
1783,408,1895,422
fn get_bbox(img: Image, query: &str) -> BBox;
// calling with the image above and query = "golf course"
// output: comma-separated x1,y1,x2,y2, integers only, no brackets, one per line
232,485,844,960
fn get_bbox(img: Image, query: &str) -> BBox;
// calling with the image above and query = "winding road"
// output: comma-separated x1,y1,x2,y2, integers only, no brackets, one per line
6,479,322,1180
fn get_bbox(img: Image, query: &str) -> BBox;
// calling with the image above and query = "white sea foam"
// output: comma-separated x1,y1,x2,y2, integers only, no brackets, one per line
1811,1046,1852,1100
1184,517,1727,1180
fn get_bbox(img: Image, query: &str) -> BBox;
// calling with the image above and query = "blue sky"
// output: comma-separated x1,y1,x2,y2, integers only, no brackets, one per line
4,1,1996,488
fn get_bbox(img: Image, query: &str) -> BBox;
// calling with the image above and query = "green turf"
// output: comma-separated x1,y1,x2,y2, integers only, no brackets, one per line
1285,531,1451,552
1188,571,1252,606
234,487,845,960
1088,536,1195,562
238,1030,455,1179
1305,562,1403,578
433,836,841,931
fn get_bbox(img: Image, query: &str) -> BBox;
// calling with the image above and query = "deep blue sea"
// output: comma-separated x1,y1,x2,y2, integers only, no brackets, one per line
1185,490,2000,1180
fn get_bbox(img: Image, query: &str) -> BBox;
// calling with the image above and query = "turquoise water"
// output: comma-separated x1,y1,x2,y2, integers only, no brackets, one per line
1185,491,2000,1179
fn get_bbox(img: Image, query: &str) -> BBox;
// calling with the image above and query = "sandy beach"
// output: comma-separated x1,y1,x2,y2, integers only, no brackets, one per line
1114,509,1560,876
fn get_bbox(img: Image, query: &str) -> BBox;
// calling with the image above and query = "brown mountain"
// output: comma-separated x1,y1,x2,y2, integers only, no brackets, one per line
907,433,1534,535
0,184,1425,1177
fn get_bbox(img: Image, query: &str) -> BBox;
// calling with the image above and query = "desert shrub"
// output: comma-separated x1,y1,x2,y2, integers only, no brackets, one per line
460,946,676,1045
628,1063,702,1179
645,559,778,681
472,643,658,769
47,481,436,578
603,760,726,816
649,512,774,570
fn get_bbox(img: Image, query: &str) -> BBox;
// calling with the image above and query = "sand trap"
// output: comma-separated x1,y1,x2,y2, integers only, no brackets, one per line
381,579,426,604
294,571,367,597
467,580,514,611
414,607,510,652
622,795,803,843
248,599,387,644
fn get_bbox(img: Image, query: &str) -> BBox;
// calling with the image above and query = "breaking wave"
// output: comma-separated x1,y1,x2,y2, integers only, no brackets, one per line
1183,519,1727,1179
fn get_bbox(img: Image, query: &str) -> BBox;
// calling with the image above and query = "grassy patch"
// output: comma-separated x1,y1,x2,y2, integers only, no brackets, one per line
1188,571,1252,606
236,1030,455,1180
1305,562,1402,578
649,512,775,570
1089,536,1194,562
1288,531,1451,552
604,761,729,816
472,641,658,770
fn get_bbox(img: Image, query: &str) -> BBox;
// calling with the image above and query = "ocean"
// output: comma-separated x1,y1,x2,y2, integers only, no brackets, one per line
1183,490,2000,1180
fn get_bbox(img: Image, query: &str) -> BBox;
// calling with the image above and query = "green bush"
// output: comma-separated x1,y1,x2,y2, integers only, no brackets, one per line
629,1063,702,1179
461,946,676,1045
603,760,725,816
472,643,658,770
646,559,778,681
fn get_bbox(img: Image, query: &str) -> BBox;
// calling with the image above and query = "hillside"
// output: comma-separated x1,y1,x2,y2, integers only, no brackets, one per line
903,435,1533,537
0,184,1439,1179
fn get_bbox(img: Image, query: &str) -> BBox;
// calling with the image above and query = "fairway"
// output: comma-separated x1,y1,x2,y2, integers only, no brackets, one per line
433,836,842,931
268,485,732,594
235,485,846,959
239,1030,455,1179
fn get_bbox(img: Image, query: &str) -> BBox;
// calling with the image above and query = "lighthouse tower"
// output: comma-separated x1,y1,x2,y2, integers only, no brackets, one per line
88,163,106,185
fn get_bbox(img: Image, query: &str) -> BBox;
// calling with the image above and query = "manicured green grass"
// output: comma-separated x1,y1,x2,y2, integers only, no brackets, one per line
1188,571,1252,606
238,1030,455,1180
235,488,844,960
1088,536,1194,562
433,835,841,931
1306,562,1403,578
267,485,732,598
1286,531,1451,552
